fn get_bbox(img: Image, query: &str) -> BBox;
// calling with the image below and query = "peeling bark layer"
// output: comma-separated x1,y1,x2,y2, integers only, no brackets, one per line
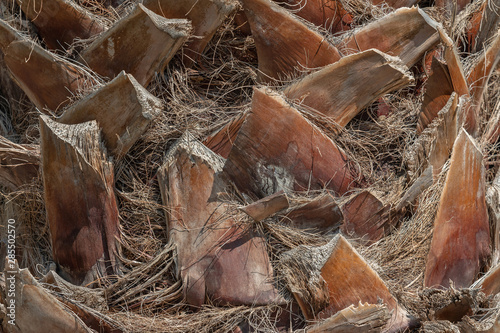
284,49,413,127
4,41,92,113
142,0,237,65
15,0,105,50
241,0,341,82
282,192,342,231
241,190,289,222
158,132,281,306
418,57,455,134
341,7,440,68
223,88,363,200
428,93,459,178
40,116,121,286
471,0,500,53
80,4,191,86
59,71,163,157
469,33,500,141
281,235,411,332
424,129,490,289
418,27,468,135
341,191,387,243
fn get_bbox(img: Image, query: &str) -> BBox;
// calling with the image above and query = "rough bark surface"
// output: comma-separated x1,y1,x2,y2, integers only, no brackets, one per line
278,0,353,34
281,192,343,231
306,303,390,333
223,87,363,200
15,0,105,50
142,0,237,65
240,190,290,222
58,71,163,157
284,49,413,127
203,112,247,158
1,260,91,333
424,129,491,289
280,235,411,332
341,7,440,68
80,4,191,86
158,132,282,306
5,41,91,113
341,191,387,243
241,0,341,82
40,116,121,286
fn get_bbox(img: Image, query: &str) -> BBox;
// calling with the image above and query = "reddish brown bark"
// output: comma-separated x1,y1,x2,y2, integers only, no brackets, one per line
158,132,282,306
484,99,500,145
417,28,469,135
284,49,413,127
428,93,459,178
282,192,342,231
281,235,411,332
317,236,410,332
469,33,500,141
241,190,290,222
277,0,353,34
80,4,191,86
341,191,387,243
4,41,92,113
467,2,485,52
417,57,454,134
223,87,363,200
341,7,440,68
469,0,500,53
424,129,490,289
241,0,341,82
202,112,247,158
40,116,121,286
15,0,105,50
142,0,236,65
438,29,470,97
58,71,163,157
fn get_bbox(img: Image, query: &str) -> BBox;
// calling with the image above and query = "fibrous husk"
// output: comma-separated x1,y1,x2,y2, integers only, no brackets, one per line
0,135,39,191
